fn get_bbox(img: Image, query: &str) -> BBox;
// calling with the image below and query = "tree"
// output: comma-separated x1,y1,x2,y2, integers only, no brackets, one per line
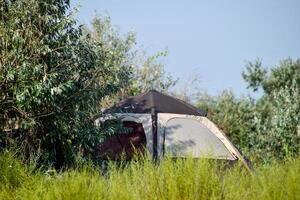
85,15,177,106
243,58,300,161
0,0,124,167
197,58,300,163
130,50,177,96
84,15,136,104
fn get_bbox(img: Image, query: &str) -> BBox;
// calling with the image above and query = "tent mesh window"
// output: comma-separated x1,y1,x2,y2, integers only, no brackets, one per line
96,121,147,160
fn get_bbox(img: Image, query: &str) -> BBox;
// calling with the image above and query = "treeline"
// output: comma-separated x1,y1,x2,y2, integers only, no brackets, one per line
0,0,299,168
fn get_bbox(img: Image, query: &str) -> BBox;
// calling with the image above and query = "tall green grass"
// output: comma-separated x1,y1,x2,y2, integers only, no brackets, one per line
0,153,299,200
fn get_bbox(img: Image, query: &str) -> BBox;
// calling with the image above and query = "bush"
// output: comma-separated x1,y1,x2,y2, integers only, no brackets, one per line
0,0,131,167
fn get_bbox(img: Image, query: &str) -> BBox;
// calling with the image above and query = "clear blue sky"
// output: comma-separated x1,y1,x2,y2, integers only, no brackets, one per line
71,0,300,96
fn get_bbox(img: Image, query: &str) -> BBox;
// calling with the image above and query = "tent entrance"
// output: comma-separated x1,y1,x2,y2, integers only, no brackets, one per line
96,121,147,160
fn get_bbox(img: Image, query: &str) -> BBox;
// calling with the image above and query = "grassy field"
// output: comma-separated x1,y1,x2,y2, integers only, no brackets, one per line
0,153,299,200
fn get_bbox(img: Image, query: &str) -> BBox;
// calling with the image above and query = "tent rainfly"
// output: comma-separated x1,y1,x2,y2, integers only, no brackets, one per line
96,90,251,170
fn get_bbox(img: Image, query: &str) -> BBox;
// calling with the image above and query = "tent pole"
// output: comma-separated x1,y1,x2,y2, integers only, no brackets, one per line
151,107,158,161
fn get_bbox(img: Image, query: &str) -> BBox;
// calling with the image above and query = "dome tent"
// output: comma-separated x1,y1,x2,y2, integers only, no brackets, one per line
97,90,250,170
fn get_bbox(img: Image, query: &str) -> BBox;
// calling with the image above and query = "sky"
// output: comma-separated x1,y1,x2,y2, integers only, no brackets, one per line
71,0,300,96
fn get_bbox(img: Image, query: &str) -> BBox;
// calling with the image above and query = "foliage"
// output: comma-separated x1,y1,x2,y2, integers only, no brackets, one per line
0,152,28,189
197,58,300,163
83,14,136,107
243,58,300,161
0,0,125,167
0,152,299,200
130,50,178,96
0,2,177,167
84,15,177,107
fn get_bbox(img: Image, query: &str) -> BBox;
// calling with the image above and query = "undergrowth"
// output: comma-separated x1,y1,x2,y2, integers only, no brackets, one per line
0,152,299,200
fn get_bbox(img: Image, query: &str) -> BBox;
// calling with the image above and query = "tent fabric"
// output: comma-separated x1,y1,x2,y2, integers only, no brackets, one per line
104,90,207,116
163,117,235,160
98,113,240,161
157,113,241,160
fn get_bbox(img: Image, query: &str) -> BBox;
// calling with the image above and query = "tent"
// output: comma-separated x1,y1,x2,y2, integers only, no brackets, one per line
96,90,250,169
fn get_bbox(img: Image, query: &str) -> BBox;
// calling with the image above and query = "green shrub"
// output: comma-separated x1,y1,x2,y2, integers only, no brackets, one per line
0,0,132,168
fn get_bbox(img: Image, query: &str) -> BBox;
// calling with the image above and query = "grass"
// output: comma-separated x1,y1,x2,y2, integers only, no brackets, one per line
0,152,299,200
